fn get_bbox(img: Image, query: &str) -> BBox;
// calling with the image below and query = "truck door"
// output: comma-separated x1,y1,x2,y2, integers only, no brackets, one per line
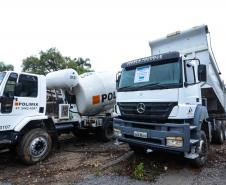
0,73,40,131
13,74,39,116
182,62,201,106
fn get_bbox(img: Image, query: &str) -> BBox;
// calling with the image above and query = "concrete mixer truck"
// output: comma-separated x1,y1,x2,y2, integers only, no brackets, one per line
114,25,226,167
0,69,116,164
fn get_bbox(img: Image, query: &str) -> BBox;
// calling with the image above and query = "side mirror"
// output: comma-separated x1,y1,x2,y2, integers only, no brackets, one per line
116,72,121,89
198,64,207,82
14,83,22,96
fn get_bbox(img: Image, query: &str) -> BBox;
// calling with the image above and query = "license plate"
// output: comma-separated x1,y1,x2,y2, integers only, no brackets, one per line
134,131,147,138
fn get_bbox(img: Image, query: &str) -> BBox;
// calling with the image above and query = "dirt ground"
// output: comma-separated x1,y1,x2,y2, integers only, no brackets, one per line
100,141,226,185
0,134,129,185
1,134,226,185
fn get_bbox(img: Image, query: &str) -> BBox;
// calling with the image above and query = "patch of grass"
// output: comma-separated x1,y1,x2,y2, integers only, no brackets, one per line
94,170,102,176
106,153,164,182
111,164,123,174
133,162,144,180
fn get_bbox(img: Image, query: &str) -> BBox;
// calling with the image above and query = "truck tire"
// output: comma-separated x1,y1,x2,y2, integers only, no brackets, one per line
191,130,208,167
129,144,147,154
17,128,52,165
212,123,224,144
222,121,226,140
96,117,113,142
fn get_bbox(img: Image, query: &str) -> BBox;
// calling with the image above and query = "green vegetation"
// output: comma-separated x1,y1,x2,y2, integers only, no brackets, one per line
22,48,92,75
133,162,145,180
0,62,14,71
95,170,102,177
110,154,163,182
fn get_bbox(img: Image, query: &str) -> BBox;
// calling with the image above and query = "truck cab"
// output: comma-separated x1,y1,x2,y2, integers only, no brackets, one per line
114,25,226,167
116,52,203,121
0,71,46,146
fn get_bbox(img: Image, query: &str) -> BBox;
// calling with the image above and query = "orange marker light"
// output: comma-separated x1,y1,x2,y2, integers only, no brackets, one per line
92,95,100,105
15,101,19,106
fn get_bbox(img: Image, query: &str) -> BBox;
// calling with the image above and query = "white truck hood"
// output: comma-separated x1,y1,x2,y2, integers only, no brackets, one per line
117,88,179,102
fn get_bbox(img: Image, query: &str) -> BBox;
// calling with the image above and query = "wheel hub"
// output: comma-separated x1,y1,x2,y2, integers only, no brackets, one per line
197,137,207,161
29,137,48,158
220,130,224,140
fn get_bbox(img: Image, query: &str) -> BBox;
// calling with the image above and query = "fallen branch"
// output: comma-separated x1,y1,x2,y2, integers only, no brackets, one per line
99,151,134,171
63,148,127,154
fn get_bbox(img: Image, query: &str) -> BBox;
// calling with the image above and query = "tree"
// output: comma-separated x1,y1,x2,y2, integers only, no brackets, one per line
0,62,14,71
20,56,43,74
22,48,92,75
74,57,92,74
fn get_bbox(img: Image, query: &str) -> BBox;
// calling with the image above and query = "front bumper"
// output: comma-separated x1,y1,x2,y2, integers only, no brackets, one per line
113,118,192,152
0,130,19,147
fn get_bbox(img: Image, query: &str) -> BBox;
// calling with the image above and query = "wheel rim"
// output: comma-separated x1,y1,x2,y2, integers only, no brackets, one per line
198,138,207,161
29,137,48,158
220,130,224,141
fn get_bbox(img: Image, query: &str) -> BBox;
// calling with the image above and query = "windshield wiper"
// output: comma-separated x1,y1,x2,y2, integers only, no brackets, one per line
118,86,135,91
135,83,166,90
118,83,164,91
118,82,179,91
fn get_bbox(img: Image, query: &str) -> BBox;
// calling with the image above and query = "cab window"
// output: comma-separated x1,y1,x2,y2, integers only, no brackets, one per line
1,73,18,113
0,72,6,86
3,73,18,97
17,74,38,97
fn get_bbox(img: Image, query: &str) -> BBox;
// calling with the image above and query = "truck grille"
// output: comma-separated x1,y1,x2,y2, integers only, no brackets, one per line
118,102,177,120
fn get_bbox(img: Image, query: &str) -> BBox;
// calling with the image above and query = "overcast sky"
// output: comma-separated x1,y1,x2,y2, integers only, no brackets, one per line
0,0,226,79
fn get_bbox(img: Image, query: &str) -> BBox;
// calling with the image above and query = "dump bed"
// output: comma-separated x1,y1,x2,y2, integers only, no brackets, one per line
149,25,226,113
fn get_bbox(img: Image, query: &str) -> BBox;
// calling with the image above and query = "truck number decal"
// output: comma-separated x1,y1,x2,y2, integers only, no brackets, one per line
0,125,10,131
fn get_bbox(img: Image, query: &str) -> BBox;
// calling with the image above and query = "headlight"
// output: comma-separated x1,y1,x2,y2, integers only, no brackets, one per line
114,128,122,137
166,137,183,147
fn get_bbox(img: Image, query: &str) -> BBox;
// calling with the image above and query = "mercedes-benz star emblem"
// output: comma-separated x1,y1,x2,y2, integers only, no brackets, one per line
137,103,145,114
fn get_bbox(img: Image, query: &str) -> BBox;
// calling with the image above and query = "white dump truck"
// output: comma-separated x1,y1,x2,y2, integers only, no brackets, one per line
114,25,226,166
0,69,116,164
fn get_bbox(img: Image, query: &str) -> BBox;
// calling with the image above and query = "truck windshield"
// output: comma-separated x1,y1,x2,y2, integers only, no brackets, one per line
0,72,6,86
118,60,182,91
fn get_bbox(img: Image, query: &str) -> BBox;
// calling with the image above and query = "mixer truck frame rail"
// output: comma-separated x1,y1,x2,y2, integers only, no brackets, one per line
0,69,116,164
113,25,226,167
